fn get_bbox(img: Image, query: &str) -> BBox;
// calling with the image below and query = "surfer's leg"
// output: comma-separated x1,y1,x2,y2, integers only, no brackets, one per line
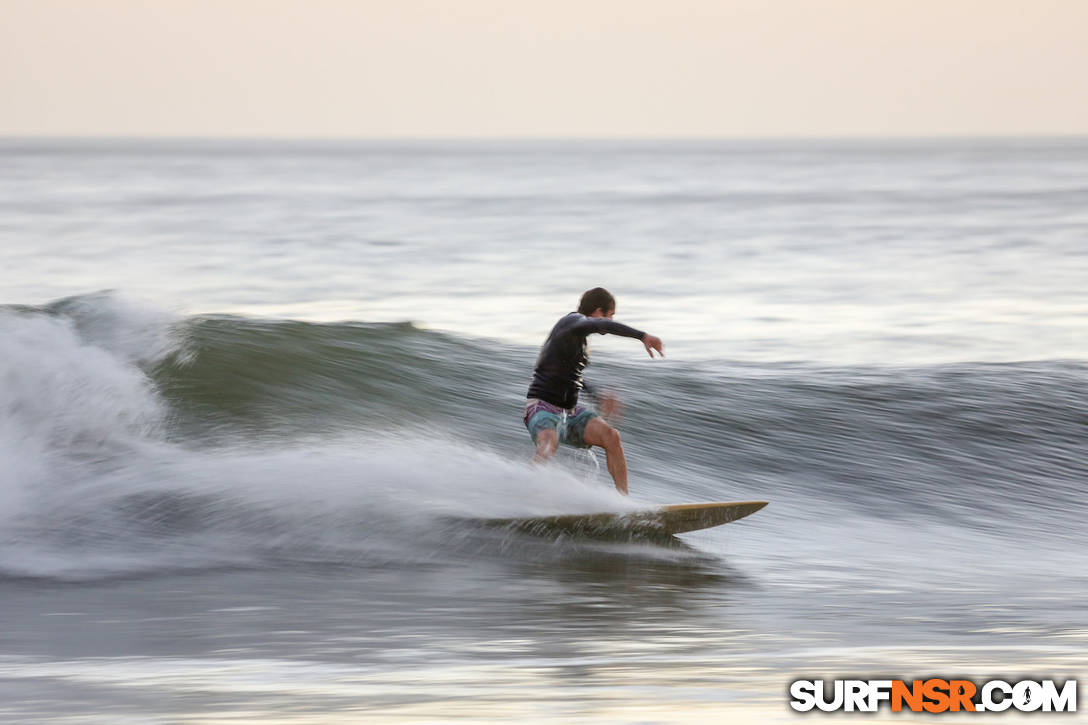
525,399,561,464
533,428,558,464
583,418,628,495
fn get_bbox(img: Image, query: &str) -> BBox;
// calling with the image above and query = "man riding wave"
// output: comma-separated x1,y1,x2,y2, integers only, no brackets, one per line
523,288,664,494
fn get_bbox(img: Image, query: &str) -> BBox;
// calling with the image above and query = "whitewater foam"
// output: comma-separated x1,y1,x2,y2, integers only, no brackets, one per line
0,295,642,579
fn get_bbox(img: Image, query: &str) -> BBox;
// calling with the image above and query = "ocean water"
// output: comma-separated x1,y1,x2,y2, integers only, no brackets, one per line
1,138,1086,722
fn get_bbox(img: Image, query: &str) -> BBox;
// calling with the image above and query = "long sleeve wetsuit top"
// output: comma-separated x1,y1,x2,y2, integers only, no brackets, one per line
527,312,645,409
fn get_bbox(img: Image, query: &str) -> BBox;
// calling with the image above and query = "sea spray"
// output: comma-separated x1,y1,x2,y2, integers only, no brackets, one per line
0,295,646,579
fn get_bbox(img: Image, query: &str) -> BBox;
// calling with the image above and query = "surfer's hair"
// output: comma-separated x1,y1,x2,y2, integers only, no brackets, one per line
578,287,615,316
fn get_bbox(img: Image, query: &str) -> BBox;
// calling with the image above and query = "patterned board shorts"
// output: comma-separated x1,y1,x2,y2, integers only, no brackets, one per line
523,398,598,449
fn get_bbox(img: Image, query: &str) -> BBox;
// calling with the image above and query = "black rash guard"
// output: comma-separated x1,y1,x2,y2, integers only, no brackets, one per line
526,312,645,409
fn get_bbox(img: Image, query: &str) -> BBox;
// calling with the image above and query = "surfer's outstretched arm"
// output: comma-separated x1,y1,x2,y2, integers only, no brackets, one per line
572,315,664,359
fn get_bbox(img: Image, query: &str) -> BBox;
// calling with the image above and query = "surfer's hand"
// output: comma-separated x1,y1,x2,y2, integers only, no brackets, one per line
598,392,622,421
642,334,664,358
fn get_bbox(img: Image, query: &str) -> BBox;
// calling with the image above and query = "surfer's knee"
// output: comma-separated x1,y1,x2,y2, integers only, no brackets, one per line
587,418,622,452
606,427,622,452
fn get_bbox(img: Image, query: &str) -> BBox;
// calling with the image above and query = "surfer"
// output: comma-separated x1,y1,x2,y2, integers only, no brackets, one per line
524,287,664,495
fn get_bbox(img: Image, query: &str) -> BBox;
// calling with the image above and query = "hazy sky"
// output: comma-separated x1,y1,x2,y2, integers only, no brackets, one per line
2,0,1086,137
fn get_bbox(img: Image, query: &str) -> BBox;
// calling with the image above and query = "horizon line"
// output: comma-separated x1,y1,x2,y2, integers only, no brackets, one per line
3,132,1088,143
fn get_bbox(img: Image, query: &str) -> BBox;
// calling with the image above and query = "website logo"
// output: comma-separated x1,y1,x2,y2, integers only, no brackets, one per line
789,679,1078,713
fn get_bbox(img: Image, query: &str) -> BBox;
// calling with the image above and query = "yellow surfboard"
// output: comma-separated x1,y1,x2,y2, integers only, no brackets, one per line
484,500,768,538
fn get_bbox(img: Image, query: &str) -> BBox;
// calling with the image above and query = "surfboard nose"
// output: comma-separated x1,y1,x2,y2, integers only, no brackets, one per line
658,501,768,534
